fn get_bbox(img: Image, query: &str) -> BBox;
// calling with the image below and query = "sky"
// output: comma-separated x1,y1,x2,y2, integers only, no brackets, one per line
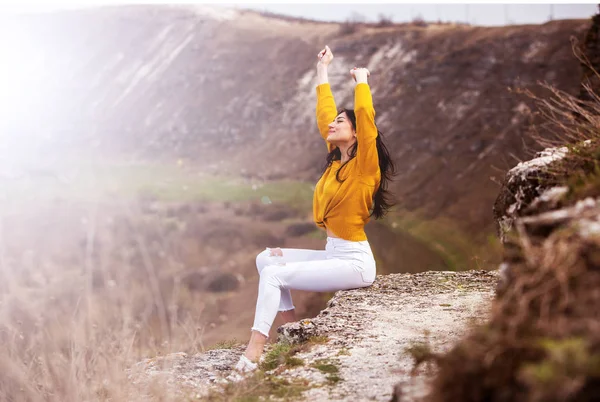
0,2,597,27
223,3,598,26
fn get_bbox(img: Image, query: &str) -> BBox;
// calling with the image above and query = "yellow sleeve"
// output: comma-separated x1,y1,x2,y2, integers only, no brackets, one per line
354,83,379,175
316,83,338,153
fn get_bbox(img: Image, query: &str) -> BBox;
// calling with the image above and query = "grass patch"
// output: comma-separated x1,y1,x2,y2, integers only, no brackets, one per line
311,359,343,385
285,357,305,368
306,335,329,345
326,374,342,384
312,359,339,374
387,209,502,271
337,348,351,356
205,371,310,401
260,341,308,372
207,339,242,351
0,161,315,210
258,336,330,373
205,336,339,401
261,343,294,372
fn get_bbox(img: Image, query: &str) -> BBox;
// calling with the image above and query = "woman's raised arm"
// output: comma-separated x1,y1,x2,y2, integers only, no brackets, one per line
316,45,338,152
351,67,379,175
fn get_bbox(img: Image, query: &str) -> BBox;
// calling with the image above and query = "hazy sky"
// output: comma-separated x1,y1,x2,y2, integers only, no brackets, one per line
223,3,598,26
1,2,597,27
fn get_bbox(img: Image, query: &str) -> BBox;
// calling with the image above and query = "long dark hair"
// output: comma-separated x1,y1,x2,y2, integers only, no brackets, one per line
321,108,396,219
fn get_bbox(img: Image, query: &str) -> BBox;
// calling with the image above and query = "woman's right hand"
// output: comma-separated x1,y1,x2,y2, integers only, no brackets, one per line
317,45,333,68
350,67,370,84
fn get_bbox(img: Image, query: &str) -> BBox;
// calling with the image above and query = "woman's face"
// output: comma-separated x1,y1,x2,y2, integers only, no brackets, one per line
327,111,356,146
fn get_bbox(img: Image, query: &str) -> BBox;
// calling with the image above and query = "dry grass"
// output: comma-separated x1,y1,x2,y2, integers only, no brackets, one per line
506,40,600,208
0,203,211,401
518,82,600,150
1,300,201,401
424,219,600,401
205,371,310,402
0,194,271,401
517,38,600,149
0,169,331,401
420,43,600,402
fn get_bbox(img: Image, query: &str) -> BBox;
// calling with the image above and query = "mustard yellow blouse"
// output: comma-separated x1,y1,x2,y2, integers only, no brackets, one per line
313,83,381,241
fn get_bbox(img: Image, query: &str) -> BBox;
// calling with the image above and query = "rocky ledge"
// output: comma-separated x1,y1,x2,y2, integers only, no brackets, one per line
129,270,498,401
492,145,570,243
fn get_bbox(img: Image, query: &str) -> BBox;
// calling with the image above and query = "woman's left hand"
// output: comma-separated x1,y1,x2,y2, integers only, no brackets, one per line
350,67,370,84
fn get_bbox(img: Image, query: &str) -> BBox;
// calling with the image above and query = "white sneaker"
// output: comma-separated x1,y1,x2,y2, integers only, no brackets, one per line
225,355,258,382
235,355,258,373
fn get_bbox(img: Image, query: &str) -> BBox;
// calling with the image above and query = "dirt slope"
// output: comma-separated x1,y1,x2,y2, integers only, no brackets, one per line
1,6,590,236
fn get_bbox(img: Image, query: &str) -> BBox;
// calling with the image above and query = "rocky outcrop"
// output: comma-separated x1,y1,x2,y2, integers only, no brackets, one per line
128,348,246,399
492,145,570,243
492,138,597,289
492,144,571,293
426,129,600,399
130,271,497,401
424,155,600,401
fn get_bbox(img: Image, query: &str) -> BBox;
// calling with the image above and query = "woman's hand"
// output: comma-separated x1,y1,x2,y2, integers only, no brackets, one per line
350,67,370,84
317,45,333,68
267,247,283,257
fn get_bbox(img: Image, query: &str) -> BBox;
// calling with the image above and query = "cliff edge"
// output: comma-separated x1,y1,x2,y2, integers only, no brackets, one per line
130,270,497,401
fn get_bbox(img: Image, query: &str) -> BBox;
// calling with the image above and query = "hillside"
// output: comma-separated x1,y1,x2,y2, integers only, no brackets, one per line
0,5,590,239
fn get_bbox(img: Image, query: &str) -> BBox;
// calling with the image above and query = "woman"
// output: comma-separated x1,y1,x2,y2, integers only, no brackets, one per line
233,45,396,373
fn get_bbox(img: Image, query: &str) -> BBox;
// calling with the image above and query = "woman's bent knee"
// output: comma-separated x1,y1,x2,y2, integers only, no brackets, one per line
256,248,271,273
259,265,279,279
257,247,286,274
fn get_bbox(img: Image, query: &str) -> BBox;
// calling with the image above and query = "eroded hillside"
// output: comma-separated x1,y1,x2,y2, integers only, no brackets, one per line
0,6,590,238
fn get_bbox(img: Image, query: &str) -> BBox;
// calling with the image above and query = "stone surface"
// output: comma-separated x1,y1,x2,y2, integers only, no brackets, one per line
497,198,600,293
523,185,569,215
277,319,322,344
292,271,497,402
131,270,498,401
493,145,569,243
128,346,246,399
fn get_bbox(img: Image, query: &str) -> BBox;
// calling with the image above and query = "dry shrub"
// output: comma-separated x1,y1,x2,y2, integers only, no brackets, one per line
263,204,300,221
519,84,600,151
519,38,600,148
339,21,359,36
339,11,365,36
0,272,204,401
285,222,316,237
376,13,394,28
425,222,600,401
512,41,600,204
422,40,600,402
410,15,429,28
206,272,241,292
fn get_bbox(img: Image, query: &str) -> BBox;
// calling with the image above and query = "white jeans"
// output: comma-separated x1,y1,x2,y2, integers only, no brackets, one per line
251,236,376,338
